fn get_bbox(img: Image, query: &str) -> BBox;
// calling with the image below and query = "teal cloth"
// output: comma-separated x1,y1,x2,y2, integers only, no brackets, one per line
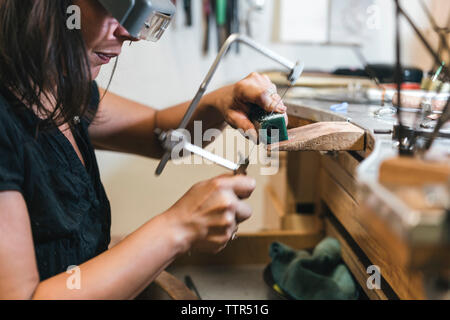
269,237,359,300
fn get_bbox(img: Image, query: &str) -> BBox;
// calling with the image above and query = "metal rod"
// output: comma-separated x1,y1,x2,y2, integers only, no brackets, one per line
352,47,383,89
419,0,450,64
424,97,450,151
183,141,240,171
184,276,202,300
394,0,407,155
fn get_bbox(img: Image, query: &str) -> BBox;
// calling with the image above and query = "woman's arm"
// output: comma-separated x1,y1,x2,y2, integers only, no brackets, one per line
0,190,183,300
88,86,225,159
0,174,255,300
89,73,286,159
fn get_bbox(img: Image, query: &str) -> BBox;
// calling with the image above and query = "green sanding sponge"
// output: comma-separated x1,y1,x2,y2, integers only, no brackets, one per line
250,107,289,145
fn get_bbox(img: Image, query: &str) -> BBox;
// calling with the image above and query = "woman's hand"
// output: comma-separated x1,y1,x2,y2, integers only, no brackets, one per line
163,174,256,254
212,72,289,142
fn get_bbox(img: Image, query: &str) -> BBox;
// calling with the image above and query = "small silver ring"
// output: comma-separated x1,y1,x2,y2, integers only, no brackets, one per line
231,227,239,241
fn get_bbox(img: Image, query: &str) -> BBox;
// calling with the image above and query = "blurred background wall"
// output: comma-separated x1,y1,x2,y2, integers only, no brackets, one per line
95,0,448,237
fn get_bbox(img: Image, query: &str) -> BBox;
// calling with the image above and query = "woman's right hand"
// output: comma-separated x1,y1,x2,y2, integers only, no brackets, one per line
163,174,256,254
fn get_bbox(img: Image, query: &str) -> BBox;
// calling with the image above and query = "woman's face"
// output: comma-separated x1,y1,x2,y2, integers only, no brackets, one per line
75,0,138,79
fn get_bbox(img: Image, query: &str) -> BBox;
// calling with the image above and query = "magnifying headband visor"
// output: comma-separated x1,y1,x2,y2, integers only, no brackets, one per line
98,0,176,42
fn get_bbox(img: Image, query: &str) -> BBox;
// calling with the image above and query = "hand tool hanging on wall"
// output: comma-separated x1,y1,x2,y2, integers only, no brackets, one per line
216,0,227,50
183,0,192,26
245,0,265,38
171,0,177,29
202,0,212,55
228,0,240,53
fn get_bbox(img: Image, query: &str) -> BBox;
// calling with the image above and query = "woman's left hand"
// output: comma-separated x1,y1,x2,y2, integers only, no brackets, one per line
212,72,289,142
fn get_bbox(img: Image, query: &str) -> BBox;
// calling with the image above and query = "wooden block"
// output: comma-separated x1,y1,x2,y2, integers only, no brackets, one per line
379,156,450,186
269,122,365,152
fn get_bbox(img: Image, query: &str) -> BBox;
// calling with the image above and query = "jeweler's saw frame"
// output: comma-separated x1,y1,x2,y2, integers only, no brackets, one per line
155,33,304,176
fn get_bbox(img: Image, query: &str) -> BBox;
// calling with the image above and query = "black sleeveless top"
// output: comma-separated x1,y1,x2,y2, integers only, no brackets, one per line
0,82,111,280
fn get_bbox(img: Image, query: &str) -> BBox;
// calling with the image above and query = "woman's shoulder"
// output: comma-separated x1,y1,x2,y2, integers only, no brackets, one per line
0,91,17,126
0,90,27,143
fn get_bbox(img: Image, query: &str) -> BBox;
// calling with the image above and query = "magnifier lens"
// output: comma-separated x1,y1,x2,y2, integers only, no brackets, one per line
138,12,172,42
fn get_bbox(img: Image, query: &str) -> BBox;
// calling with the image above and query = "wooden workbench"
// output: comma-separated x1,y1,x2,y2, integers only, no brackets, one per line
262,97,449,300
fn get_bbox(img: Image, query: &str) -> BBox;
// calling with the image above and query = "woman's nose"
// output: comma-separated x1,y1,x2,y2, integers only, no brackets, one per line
113,23,140,42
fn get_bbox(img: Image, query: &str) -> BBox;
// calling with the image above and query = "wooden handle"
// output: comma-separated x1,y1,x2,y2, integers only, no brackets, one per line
154,271,199,300
268,122,365,152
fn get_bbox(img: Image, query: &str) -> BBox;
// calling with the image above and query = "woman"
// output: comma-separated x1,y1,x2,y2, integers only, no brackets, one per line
0,0,287,299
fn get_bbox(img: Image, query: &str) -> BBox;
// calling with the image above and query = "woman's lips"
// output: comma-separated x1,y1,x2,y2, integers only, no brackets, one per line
94,52,118,64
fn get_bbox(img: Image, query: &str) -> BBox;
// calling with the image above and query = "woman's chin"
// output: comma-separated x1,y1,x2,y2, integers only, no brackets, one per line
90,66,101,80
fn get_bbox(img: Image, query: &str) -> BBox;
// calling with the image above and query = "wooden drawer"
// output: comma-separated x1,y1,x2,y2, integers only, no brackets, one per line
321,152,360,202
319,168,426,299
325,217,389,300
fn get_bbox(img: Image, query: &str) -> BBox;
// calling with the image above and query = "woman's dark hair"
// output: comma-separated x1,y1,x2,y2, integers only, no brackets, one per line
0,0,94,129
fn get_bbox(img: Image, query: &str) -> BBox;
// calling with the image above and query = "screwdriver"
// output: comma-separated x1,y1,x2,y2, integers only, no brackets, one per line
184,0,192,26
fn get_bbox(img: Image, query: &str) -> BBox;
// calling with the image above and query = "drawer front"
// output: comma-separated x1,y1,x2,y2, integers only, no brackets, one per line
325,217,389,300
319,169,425,299
321,152,360,202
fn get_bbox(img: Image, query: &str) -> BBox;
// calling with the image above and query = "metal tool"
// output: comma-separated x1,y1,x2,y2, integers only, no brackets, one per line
202,0,212,55
98,0,176,42
230,0,240,53
245,0,265,38
423,100,450,151
161,130,240,171
155,33,304,176
184,275,202,300
183,0,192,26
216,0,228,49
